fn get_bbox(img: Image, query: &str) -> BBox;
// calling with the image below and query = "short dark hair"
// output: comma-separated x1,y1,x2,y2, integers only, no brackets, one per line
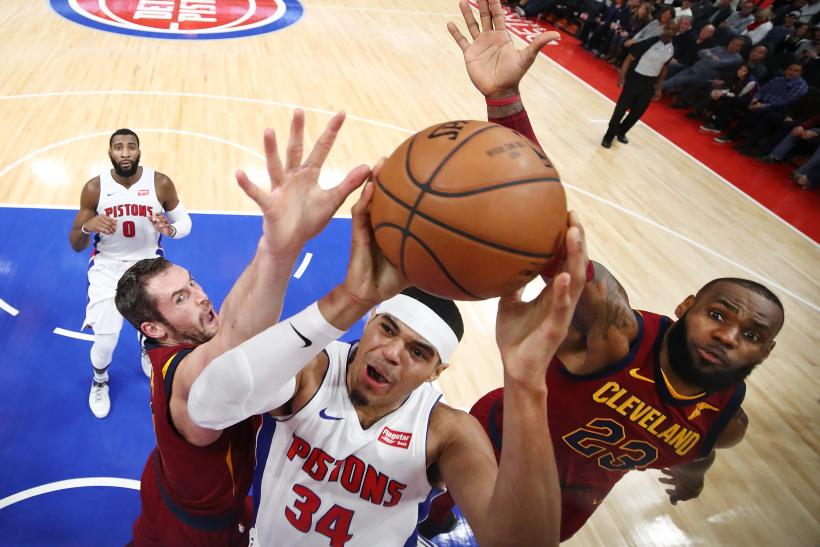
401,287,464,341
696,278,784,332
110,128,140,147
115,257,173,333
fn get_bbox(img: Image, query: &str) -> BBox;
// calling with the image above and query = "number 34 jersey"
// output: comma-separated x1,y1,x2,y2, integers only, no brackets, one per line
253,341,442,547
94,166,163,260
549,310,745,491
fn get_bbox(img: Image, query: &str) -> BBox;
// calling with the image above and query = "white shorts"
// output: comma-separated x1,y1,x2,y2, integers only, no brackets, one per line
83,255,139,335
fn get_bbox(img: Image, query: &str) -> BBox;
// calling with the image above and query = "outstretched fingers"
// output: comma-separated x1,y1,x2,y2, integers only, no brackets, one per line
524,31,560,66
459,0,481,39
236,169,267,209
303,111,346,170
447,21,470,52
330,163,371,210
263,128,285,189
488,0,507,31
285,108,306,172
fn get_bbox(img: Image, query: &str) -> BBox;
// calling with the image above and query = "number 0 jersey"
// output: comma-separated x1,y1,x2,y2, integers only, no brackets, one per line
253,341,441,547
94,166,163,260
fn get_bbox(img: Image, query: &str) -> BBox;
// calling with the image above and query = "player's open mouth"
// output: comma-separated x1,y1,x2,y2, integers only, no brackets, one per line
365,364,389,387
120,161,131,167
204,309,216,325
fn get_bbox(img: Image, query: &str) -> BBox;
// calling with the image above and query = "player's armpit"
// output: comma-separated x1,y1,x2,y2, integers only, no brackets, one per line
714,407,748,449
430,405,499,544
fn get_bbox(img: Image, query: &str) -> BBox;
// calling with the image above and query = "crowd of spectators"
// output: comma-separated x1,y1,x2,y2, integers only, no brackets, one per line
505,0,820,189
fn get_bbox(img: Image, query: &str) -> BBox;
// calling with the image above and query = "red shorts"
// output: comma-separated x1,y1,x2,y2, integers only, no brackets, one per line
132,456,253,547
428,388,612,542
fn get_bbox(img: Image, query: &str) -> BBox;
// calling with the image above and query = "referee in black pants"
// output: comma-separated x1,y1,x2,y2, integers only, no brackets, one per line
603,21,678,148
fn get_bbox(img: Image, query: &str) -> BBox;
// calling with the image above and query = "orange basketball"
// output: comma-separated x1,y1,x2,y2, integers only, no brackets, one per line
371,120,567,300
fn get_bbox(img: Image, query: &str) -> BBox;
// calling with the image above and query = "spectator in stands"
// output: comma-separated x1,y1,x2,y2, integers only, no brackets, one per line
745,10,775,45
761,117,820,163
663,35,746,91
676,0,694,19
693,0,734,32
716,1,758,44
746,44,771,81
669,22,717,77
600,1,653,62
798,0,820,24
763,11,801,50
576,0,609,43
714,62,809,142
680,64,758,114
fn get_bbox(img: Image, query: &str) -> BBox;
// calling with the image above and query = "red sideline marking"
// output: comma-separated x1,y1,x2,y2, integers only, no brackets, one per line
480,2,820,242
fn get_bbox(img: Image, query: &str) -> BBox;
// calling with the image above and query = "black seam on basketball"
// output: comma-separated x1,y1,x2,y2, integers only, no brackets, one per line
421,177,561,197
399,134,423,278
375,177,556,259
374,223,480,300
424,124,500,187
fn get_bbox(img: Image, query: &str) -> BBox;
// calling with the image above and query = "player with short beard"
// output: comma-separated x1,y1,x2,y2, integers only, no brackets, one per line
69,128,192,419
423,1,786,541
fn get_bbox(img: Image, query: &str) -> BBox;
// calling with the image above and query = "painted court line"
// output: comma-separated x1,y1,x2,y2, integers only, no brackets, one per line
0,477,140,510
0,298,19,316
293,252,313,279
53,328,95,342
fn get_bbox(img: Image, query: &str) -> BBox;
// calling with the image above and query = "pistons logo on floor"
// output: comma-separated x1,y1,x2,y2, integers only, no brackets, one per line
50,0,303,40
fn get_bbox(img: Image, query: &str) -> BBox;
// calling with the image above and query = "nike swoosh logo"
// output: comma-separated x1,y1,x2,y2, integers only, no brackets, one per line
629,368,655,383
106,192,116,196
290,323,312,347
319,408,343,421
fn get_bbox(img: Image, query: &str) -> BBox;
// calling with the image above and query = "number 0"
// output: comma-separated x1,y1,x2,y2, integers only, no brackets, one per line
122,220,135,238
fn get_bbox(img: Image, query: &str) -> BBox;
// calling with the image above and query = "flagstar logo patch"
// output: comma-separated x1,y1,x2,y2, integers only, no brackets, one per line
51,0,303,40
378,427,412,449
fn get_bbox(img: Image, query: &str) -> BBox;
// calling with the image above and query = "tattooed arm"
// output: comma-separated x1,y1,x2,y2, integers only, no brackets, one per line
555,261,640,375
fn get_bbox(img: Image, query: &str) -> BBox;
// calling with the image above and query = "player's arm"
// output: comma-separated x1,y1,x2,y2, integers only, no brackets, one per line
149,172,192,239
187,174,410,432
69,177,116,251
448,0,559,148
659,407,748,504
161,111,369,445
433,219,587,546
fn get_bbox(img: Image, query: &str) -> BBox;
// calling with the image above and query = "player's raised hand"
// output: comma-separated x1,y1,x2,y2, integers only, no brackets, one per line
83,214,117,235
495,215,587,385
659,467,704,505
236,109,371,259
340,160,409,308
447,0,559,98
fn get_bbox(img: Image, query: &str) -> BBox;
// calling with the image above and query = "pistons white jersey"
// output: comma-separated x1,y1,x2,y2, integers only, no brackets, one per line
94,166,163,261
254,341,442,547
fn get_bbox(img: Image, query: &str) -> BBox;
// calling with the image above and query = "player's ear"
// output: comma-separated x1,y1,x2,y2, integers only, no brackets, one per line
427,361,449,382
141,321,165,339
674,295,695,319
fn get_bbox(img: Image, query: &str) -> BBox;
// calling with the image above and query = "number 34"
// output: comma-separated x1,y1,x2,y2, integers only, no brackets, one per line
285,484,355,547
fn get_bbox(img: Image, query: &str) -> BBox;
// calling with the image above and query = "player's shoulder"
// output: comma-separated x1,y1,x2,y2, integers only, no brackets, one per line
80,176,102,206
429,402,484,445
153,170,175,188
84,175,101,190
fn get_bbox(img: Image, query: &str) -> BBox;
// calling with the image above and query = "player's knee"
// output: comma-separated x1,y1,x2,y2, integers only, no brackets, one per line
90,332,119,368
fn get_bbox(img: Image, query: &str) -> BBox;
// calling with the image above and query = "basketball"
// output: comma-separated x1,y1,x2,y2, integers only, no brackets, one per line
371,120,567,300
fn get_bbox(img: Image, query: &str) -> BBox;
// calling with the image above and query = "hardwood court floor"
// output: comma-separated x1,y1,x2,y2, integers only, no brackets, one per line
0,1,817,545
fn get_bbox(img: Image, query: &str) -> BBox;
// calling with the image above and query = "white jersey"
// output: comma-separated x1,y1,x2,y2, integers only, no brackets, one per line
94,166,163,261
254,341,441,547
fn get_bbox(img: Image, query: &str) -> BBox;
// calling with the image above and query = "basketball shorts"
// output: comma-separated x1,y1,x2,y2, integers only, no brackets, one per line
83,255,137,335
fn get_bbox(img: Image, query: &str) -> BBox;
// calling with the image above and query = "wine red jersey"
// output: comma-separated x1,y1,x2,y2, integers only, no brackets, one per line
473,310,745,540
146,342,261,520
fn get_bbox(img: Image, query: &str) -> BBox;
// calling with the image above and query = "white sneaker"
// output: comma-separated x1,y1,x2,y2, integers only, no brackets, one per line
138,332,151,378
89,381,110,418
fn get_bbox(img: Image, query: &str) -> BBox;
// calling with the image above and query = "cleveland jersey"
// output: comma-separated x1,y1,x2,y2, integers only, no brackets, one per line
473,310,744,540
145,342,261,520
94,166,163,260
253,341,441,547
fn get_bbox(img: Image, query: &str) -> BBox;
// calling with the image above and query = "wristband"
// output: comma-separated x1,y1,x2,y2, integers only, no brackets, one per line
486,94,521,107
81,225,91,235
168,224,177,238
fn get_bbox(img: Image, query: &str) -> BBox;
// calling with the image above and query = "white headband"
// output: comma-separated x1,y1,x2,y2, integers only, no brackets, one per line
375,294,459,363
